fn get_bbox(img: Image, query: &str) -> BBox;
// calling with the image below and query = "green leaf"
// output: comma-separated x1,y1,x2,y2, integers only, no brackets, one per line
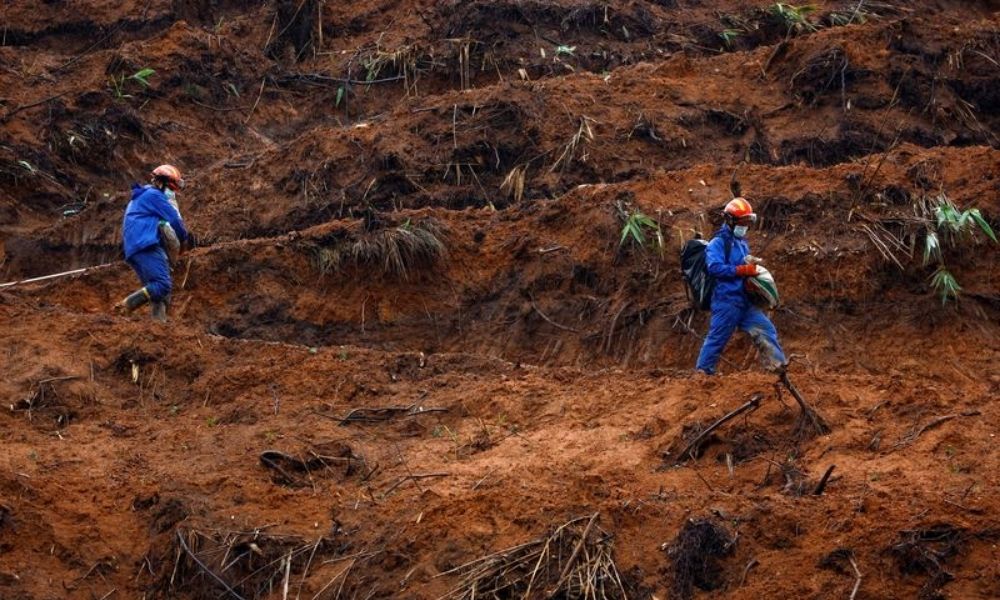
335,86,345,107
923,231,939,265
130,68,155,87
967,209,997,243
930,267,961,305
555,45,576,57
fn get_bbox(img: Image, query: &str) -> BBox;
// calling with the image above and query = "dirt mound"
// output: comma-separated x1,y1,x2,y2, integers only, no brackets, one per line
1,1,999,599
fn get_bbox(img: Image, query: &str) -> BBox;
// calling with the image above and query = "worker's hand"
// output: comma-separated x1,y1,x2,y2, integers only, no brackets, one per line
745,255,764,265
735,264,759,277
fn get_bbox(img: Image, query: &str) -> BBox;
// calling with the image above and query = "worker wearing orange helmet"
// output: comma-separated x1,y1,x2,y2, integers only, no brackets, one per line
695,197,787,374
115,164,192,321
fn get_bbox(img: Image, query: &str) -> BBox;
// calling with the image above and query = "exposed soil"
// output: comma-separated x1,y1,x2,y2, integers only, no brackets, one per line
1,1,999,599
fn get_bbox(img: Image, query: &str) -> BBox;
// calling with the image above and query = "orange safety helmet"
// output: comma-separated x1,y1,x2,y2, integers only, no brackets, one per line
724,197,756,222
151,164,184,191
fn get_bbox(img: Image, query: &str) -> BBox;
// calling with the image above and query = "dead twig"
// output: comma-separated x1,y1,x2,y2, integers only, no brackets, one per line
894,414,958,448
812,464,836,495
338,404,448,425
244,78,266,125
739,557,759,586
848,555,862,600
0,91,70,123
175,531,248,600
381,472,450,497
674,394,763,463
530,298,579,333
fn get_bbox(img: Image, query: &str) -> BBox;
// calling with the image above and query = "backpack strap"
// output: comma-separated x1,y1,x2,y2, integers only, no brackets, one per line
724,237,733,264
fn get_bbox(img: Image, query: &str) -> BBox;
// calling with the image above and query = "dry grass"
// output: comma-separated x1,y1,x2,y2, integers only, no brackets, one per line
437,513,630,600
313,218,447,280
154,526,337,600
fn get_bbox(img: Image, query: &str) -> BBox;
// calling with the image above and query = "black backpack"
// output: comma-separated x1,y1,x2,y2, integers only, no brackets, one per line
681,235,732,310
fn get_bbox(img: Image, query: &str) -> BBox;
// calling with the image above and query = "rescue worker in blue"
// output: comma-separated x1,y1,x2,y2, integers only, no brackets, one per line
695,197,788,375
114,164,190,321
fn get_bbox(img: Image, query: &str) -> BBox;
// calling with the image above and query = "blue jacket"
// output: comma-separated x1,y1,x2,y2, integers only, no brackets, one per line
706,224,750,306
122,184,188,260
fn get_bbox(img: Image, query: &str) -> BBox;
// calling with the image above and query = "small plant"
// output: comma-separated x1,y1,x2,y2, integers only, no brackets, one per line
550,116,595,172
929,267,961,304
109,68,155,100
920,194,996,304
554,45,576,57
619,209,664,251
719,29,742,48
769,3,818,33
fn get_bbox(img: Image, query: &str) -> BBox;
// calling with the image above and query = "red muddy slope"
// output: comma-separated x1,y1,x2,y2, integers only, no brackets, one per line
1,1,998,599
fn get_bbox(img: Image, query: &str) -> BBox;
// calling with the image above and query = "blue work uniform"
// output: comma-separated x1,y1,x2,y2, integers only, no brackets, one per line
122,184,188,301
695,224,787,374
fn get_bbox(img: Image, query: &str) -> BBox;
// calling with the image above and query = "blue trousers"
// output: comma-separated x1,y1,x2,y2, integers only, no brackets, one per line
696,298,786,374
127,246,172,301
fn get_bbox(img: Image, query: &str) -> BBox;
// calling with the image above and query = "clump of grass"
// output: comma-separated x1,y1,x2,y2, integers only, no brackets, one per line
618,208,664,252
313,218,447,279
768,3,819,33
109,67,155,100
919,194,996,304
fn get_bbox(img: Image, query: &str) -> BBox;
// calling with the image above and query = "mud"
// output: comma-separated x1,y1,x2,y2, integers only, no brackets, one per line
1,1,999,599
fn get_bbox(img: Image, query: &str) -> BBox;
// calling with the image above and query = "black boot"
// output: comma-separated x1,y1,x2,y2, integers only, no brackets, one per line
151,298,168,322
116,288,150,314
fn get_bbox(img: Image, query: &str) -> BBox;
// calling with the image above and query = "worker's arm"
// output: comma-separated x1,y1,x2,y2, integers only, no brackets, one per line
148,192,189,242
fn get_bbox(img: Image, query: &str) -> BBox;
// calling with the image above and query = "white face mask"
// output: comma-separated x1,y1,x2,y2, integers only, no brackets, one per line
734,225,749,238
165,189,177,204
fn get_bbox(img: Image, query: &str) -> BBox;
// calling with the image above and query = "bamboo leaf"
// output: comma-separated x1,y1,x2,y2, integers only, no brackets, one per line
968,209,997,243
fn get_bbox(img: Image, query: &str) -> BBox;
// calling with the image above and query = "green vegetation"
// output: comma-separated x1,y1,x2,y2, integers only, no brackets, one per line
719,29,742,48
109,68,155,100
619,209,664,252
921,195,996,304
769,3,818,33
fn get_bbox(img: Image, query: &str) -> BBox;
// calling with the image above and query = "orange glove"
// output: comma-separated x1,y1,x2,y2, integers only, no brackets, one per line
735,264,758,277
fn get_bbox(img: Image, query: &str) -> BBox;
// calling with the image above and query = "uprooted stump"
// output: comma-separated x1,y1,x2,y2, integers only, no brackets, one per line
891,524,967,600
666,518,736,600
778,372,831,438
259,441,366,487
438,512,633,599
149,526,340,599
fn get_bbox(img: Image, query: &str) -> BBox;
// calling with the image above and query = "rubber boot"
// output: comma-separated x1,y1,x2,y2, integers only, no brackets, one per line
151,295,169,322
115,288,151,314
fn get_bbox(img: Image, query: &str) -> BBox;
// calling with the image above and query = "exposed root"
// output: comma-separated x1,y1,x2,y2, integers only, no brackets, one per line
779,372,831,437
665,518,736,600
891,524,967,600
